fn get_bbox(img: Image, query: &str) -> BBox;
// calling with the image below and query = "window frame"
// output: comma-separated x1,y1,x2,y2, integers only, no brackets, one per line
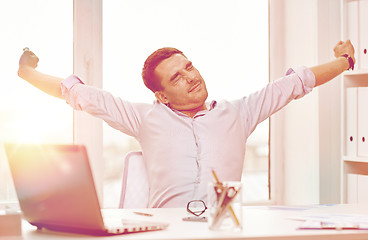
76,0,276,205
72,0,104,203
1,0,276,207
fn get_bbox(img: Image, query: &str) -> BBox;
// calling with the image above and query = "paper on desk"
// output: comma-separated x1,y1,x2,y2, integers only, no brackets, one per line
267,204,334,211
247,204,337,212
291,213,368,230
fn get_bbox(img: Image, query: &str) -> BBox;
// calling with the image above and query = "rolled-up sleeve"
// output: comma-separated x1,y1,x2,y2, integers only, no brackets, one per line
241,66,316,137
285,66,315,98
61,74,84,100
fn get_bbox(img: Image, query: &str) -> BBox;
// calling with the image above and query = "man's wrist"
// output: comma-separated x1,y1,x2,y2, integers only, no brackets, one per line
17,65,30,79
341,54,354,71
18,65,38,80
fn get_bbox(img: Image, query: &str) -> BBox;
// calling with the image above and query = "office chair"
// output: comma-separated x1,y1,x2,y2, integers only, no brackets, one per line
119,151,149,208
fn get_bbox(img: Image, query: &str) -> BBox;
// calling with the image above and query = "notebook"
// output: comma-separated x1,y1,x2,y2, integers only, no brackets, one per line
4,143,168,236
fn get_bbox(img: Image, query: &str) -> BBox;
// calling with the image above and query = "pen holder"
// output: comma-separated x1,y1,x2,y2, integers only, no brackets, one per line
207,181,242,231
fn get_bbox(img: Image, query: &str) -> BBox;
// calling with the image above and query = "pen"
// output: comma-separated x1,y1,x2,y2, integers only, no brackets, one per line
133,211,153,217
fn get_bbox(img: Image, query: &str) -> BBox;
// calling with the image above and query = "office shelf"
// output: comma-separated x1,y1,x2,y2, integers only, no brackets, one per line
343,69,368,76
340,0,368,204
342,156,368,163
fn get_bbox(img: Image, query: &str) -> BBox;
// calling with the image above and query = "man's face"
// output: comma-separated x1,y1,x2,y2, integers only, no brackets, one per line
154,54,208,115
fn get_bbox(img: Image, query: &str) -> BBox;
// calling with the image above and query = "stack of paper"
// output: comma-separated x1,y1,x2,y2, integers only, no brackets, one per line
294,213,368,230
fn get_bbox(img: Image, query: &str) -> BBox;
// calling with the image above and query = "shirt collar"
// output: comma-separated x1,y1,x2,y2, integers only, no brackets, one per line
208,100,217,110
157,100,217,118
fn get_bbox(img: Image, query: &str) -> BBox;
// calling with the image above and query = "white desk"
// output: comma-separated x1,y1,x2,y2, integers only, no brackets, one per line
6,204,368,240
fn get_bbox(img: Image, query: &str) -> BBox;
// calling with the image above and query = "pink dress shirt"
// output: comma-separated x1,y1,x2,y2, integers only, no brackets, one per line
61,66,315,208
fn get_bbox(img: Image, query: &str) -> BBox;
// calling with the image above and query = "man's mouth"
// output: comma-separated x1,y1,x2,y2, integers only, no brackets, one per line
189,82,201,93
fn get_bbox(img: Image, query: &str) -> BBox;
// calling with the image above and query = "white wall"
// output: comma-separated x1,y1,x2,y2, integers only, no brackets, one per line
270,0,341,205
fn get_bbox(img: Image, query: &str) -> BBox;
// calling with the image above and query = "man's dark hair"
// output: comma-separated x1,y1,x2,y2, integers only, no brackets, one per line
142,47,185,92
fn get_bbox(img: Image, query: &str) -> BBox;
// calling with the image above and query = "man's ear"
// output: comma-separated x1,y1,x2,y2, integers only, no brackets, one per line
155,91,169,105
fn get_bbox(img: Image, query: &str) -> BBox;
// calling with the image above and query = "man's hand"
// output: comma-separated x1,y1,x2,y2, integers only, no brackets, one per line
16,47,64,99
19,48,39,69
311,40,356,87
333,40,356,64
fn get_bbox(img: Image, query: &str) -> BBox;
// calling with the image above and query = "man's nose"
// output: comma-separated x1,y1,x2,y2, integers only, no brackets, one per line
183,72,195,83
184,77,193,83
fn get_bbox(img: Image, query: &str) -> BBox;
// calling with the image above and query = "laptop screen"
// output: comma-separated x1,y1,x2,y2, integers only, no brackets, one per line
5,144,105,231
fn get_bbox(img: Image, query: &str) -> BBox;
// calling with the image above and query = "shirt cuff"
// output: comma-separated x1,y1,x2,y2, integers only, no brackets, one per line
61,74,84,97
286,66,316,95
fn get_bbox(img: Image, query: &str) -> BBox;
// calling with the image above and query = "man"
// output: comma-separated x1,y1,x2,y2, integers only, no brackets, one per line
18,41,355,207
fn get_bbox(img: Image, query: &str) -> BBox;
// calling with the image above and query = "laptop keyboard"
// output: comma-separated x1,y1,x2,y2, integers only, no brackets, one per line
106,219,169,234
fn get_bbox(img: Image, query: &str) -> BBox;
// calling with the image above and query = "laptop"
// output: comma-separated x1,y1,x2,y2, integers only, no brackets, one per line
4,143,168,236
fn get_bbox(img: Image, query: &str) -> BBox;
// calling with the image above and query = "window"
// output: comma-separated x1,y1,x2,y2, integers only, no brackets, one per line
103,0,269,207
0,0,73,202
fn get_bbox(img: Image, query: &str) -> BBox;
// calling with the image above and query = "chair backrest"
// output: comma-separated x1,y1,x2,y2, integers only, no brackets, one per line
119,151,149,208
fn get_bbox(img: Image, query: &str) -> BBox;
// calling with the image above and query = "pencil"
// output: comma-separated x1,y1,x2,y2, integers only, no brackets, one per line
133,211,153,217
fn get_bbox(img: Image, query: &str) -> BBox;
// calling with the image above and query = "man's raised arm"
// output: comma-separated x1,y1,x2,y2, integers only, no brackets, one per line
17,49,63,99
311,40,355,88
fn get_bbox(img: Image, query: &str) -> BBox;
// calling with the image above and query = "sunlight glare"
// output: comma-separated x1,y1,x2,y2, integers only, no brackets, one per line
7,107,63,144
12,117,47,144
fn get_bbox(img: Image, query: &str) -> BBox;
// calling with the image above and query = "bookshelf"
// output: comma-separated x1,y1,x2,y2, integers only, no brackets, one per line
340,0,368,203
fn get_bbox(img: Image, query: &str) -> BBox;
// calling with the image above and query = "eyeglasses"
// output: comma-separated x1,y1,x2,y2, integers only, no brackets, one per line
187,200,207,217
